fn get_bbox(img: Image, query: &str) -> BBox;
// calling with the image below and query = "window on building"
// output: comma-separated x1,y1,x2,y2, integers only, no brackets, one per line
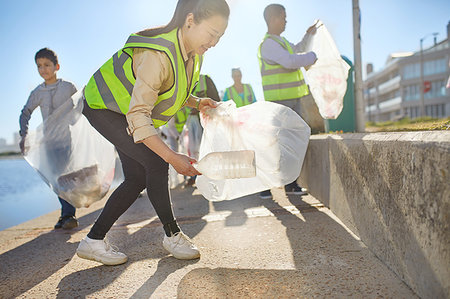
413,107,419,118
402,63,420,79
403,84,420,101
437,104,445,118
432,105,438,117
424,58,447,76
424,104,446,118
402,58,447,79
424,80,446,99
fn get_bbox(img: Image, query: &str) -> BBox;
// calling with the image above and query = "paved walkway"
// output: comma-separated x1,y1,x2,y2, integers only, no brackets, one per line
0,185,417,298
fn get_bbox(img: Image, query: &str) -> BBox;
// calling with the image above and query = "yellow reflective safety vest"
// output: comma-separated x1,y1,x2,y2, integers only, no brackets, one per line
174,107,191,133
225,84,255,107
258,34,309,101
84,28,202,129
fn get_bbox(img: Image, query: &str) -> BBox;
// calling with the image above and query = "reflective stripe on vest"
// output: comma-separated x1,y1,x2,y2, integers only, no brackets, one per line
226,84,253,107
192,74,207,98
258,34,309,101
84,28,202,129
175,107,190,133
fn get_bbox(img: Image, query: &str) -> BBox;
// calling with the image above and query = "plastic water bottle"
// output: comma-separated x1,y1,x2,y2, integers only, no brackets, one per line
194,150,256,180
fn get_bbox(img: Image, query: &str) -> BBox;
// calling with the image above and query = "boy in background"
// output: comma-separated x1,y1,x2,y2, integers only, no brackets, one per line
19,48,78,229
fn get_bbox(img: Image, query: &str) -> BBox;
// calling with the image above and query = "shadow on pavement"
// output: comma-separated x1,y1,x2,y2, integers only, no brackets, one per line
0,208,102,298
56,190,207,298
176,188,416,297
56,263,128,299
130,257,199,299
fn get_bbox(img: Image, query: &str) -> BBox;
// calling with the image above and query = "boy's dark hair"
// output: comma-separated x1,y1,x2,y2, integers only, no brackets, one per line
264,4,285,25
35,48,58,65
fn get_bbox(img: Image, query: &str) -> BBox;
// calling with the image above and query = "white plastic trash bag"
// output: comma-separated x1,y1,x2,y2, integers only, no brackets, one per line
196,101,311,201
303,20,350,119
24,90,117,208
159,123,184,189
180,114,203,160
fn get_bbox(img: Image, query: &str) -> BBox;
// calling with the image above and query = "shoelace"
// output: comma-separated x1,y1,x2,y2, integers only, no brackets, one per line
172,232,190,247
103,238,120,253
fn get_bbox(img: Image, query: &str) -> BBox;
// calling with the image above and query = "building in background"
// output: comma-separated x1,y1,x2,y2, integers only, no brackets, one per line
0,133,20,154
13,132,20,145
364,22,450,122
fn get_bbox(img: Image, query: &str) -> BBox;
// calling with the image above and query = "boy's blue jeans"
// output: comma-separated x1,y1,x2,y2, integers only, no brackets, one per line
45,141,76,218
59,197,75,217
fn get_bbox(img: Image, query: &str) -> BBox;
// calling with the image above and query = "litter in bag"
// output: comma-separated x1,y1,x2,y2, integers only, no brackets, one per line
303,20,350,119
24,90,116,208
196,101,311,201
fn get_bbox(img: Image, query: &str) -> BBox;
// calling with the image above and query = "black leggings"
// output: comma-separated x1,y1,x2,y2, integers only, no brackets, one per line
82,100,179,239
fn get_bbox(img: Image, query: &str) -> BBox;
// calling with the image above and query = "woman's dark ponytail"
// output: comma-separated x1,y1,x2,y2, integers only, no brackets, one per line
138,0,229,37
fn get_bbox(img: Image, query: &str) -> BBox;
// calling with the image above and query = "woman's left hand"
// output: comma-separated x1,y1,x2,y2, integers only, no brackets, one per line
197,98,218,112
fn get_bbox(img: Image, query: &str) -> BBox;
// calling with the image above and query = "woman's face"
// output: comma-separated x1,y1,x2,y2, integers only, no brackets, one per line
232,70,242,84
184,14,228,55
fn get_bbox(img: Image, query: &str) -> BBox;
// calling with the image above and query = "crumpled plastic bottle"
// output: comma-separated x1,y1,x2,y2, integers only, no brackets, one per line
193,150,256,180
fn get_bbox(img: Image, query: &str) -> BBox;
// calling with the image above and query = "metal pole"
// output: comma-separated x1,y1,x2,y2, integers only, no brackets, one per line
352,0,365,132
420,39,425,117
419,33,438,118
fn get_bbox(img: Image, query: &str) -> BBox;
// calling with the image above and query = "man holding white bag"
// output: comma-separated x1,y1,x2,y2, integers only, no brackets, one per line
257,3,317,199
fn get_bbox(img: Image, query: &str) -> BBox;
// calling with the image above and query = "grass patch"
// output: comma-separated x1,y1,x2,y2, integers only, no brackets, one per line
0,151,21,157
366,117,450,132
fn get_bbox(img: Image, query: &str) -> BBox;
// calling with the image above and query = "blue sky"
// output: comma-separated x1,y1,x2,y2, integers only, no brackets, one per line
0,0,448,143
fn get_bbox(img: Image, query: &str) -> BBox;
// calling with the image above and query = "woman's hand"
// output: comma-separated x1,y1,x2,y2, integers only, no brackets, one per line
197,97,218,112
142,135,201,176
167,152,201,176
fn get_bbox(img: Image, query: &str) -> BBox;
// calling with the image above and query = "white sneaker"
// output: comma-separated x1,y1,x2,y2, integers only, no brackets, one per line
163,232,200,260
76,236,128,265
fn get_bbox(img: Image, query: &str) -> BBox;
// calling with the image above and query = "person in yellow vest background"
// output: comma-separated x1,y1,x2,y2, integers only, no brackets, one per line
76,0,229,266
222,68,256,107
258,3,317,200
193,74,220,101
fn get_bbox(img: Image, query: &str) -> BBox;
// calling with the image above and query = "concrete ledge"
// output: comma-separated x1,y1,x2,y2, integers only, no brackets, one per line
299,131,450,299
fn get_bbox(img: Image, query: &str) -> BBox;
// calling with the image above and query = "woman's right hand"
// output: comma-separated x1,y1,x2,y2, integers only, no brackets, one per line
168,152,201,177
141,131,201,176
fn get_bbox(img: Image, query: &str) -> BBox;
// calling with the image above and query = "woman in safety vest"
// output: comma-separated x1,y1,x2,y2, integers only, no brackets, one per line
222,68,256,107
76,0,229,266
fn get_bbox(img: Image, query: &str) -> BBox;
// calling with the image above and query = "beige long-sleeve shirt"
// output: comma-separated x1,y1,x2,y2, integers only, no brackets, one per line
126,30,195,143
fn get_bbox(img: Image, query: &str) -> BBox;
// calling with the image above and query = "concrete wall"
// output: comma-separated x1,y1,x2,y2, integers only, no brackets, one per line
299,131,450,299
